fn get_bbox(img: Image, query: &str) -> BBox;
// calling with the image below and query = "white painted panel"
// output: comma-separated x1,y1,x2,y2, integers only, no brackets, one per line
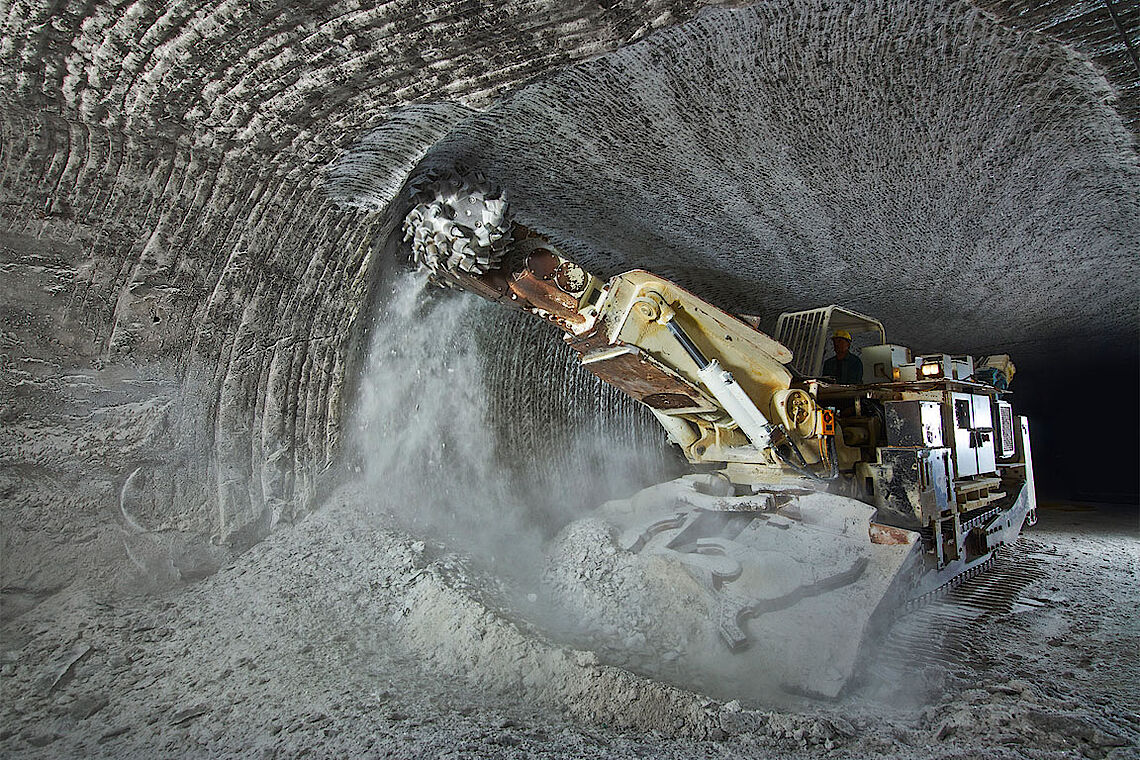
950,392,978,477
972,394,997,474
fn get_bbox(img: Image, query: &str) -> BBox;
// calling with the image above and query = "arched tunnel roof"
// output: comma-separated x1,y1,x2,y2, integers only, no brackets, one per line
384,3,1138,362
0,0,1137,548
2,0,1136,363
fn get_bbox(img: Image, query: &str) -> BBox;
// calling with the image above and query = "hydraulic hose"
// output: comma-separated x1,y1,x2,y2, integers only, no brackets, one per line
773,445,818,480
774,431,839,482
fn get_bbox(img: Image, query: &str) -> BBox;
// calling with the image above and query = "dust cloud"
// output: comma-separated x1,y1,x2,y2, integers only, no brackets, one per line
347,272,885,704
350,271,671,581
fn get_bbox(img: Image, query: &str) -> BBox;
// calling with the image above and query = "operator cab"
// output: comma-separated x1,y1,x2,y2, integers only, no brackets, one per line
775,305,892,383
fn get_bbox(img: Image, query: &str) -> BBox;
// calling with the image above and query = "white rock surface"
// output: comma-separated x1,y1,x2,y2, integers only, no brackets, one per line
0,494,1135,758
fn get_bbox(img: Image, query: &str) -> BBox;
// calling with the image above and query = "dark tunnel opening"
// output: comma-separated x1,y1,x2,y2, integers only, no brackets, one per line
1014,350,1140,506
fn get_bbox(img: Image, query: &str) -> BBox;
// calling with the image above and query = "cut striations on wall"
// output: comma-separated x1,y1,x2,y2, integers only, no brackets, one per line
0,0,1136,602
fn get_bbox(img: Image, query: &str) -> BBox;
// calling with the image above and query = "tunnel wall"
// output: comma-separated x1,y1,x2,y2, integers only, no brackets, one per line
0,0,729,600
1,0,1136,604
407,1,1139,363
0,105,384,601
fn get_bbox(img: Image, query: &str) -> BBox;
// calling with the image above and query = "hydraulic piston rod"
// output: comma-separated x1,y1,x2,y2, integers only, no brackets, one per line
666,319,776,450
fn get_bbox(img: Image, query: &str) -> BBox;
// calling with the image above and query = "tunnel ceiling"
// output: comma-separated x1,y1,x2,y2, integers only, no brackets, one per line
2,0,1136,364
1,0,1137,558
391,2,1139,362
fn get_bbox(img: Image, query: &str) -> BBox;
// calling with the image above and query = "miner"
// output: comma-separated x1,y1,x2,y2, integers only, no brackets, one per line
821,329,863,384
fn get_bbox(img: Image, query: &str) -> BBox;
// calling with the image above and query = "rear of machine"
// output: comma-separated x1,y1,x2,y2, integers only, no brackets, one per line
776,310,1037,597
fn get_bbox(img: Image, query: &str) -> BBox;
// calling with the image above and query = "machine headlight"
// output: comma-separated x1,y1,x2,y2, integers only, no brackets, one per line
920,362,943,378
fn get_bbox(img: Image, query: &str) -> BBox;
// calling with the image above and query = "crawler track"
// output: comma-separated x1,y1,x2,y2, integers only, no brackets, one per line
867,538,1054,678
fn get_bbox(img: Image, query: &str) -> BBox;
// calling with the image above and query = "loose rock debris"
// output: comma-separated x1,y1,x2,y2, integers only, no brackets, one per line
1,494,1136,759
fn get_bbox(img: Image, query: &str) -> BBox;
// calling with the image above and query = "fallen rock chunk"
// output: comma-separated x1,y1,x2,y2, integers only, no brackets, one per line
987,679,1036,698
26,733,59,747
488,733,521,747
41,643,92,693
98,726,130,744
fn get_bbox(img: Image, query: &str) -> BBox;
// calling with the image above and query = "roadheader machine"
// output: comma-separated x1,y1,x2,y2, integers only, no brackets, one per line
401,174,1037,696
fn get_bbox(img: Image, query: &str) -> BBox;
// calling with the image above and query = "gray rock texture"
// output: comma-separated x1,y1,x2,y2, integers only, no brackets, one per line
403,1,1139,358
973,0,1140,134
1,0,730,596
1,0,1138,604
0,491,1135,758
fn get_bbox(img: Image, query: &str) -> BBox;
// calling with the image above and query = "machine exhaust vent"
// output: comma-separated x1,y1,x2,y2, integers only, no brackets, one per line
998,402,1016,458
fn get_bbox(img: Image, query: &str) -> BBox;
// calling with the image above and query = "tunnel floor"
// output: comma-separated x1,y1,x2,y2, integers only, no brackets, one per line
1,494,1136,759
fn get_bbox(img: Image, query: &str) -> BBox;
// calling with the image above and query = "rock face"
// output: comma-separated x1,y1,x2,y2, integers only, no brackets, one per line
0,109,381,599
972,0,1140,135
1,0,727,598
1,0,1137,604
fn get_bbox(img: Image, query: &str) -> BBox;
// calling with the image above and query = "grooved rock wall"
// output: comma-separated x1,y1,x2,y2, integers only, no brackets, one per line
1,0,1137,604
973,0,1140,135
0,0,729,602
0,105,383,601
400,1,1139,360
